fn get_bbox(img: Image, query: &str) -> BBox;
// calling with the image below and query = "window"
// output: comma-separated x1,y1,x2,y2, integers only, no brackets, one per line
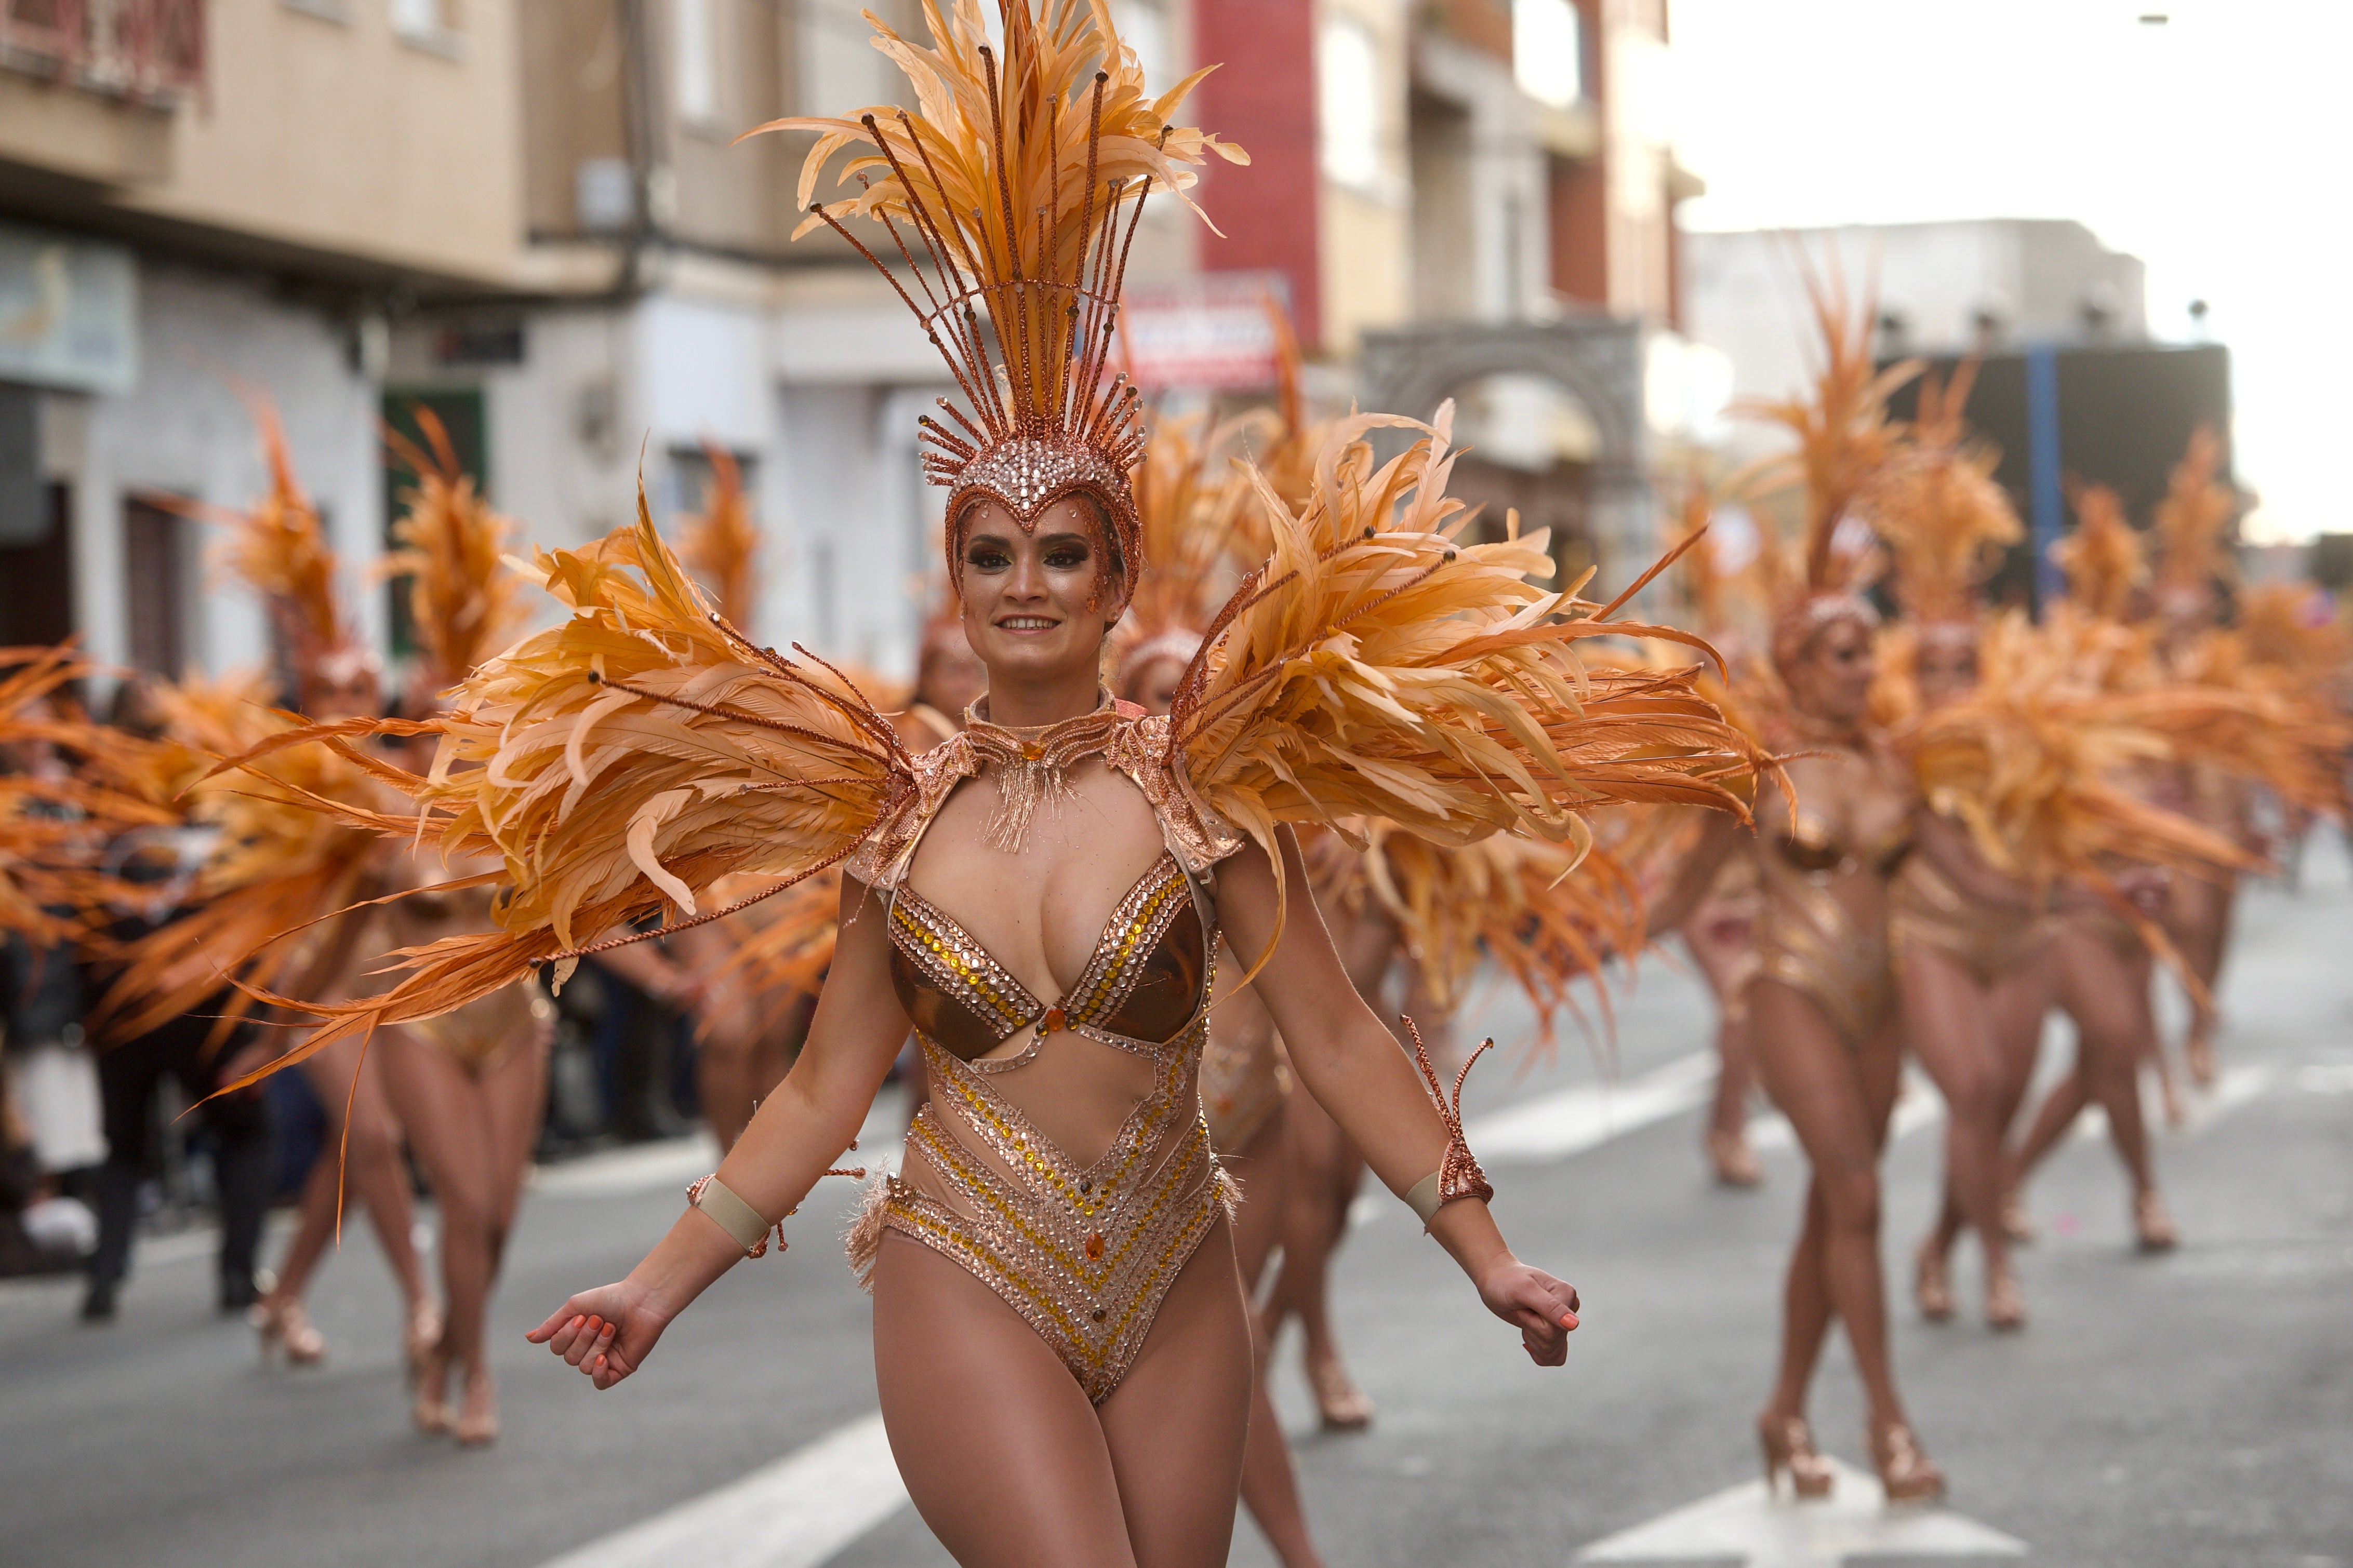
1317,17,1380,192
390,0,463,58
1512,0,1583,110
1111,0,1168,94
675,0,719,125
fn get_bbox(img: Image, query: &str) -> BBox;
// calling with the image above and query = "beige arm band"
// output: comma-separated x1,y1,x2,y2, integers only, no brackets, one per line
689,1174,775,1255
1405,1171,1445,1228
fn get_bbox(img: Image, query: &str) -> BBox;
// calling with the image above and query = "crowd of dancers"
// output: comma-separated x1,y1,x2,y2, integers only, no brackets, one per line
3,3,2348,1562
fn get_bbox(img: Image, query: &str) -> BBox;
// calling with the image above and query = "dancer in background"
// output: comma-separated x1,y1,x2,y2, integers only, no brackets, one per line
1648,273,1947,1502
95,406,436,1370
368,413,550,1444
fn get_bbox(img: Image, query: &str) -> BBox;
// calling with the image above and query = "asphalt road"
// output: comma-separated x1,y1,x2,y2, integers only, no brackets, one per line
5,834,2348,1568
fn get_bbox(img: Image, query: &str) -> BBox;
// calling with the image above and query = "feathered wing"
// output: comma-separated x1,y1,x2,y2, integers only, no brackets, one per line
1907,613,2265,899
204,495,912,1083
1166,408,1766,878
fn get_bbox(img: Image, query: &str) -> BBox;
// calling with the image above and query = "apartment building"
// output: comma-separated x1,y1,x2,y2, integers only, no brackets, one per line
1,0,529,682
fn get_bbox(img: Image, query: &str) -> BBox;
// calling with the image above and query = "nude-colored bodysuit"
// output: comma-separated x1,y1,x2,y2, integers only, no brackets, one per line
381,877,551,1075
1889,845,2041,987
1752,746,1914,1048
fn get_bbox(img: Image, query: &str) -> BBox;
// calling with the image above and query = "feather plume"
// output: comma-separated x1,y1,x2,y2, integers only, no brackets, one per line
383,408,526,694
1870,360,2022,623
2052,482,2147,622
2152,425,2237,593
751,0,1246,519
1734,250,1916,595
676,443,763,636
1168,407,1767,881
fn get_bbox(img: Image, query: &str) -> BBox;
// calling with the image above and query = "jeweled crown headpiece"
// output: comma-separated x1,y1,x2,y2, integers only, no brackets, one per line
755,0,1245,589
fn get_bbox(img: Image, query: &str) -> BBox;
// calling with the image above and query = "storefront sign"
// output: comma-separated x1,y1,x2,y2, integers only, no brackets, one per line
1118,270,1292,392
0,223,138,395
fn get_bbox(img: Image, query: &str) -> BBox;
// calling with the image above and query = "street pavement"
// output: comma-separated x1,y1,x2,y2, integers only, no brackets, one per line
4,833,2349,1568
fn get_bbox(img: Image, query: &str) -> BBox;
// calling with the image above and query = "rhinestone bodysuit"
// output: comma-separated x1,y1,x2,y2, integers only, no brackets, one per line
862,845,1228,1404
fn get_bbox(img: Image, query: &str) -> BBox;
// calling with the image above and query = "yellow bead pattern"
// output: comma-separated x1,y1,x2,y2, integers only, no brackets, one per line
875,1020,1220,1403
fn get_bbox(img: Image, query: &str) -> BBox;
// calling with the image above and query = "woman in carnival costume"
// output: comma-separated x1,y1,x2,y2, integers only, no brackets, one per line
203,5,1762,1559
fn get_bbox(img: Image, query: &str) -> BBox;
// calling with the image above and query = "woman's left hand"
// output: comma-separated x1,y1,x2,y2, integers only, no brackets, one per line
1475,1255,1581,1366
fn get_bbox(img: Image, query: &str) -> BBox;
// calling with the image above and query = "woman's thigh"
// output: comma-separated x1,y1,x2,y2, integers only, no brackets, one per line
378,1035,493,1217
1097,1216,1255,1568
871,1237,1138,1568
1896,944,1999,1110
1747,980,1883,1202
1224,1113,1290,1291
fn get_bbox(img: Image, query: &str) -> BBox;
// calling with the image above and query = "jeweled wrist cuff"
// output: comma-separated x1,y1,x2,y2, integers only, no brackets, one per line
688,1174,782,1258
1402,1020,1498,1232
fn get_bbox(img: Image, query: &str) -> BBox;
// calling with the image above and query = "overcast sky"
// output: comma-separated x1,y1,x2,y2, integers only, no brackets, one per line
1671,0,2351,543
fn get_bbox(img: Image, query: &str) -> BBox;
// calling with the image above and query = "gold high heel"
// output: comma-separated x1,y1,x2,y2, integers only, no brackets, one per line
1999,1186,2037,1245
2134,1191,2179,1253
249,1298,327,1366
1708,1129,1763,1188
1757,1412,1833,1499
1984,1263,2027,1332
1307,1350,1374,1431
453,1371,499,1448
1869,1420,1946,1505
1913,1241,1954,1322
405,1300,444,1384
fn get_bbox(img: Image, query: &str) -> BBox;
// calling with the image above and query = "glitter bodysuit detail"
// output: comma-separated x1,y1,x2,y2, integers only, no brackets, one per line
874,851,1226,1404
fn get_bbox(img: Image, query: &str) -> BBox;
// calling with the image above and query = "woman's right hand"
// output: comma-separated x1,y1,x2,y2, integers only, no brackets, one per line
527,1282,673,1390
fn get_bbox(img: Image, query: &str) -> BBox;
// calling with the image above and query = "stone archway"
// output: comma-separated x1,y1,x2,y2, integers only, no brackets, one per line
1360,317,1655,599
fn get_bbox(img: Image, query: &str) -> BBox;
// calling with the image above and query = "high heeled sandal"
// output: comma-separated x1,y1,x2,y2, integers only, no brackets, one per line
453,1372,499,1448
249,1298,327,1366
1307,1351,1374,1431
1868,1420,1946,1505
1984,1265,2027,1332
1913,1241,1955,1322
1707,1129,1763,1188
2134,1191,2179,1253
1757,1412,1833,1499
405,1301,444,1385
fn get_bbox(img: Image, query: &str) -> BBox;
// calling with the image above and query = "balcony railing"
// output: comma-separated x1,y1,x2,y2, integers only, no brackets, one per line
1,0,206,106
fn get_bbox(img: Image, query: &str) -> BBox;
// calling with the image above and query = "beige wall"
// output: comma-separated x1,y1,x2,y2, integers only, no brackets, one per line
109,0,527,287
1318,0,1412,354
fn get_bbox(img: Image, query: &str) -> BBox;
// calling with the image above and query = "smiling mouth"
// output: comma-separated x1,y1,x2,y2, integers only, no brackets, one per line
997,616,1059,631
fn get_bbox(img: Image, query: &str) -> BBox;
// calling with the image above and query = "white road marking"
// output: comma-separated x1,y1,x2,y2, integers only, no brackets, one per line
533,1413,907,1568
1573,1457,2026,1566
1747,1069,1945,1154
2071,1062,2275,1143
1460,1050,1718,1163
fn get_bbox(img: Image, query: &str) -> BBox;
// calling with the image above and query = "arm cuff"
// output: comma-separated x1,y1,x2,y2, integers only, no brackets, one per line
688,1174,776,1255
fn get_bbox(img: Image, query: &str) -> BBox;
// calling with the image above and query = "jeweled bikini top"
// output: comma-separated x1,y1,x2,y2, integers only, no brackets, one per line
887,852,1208,1063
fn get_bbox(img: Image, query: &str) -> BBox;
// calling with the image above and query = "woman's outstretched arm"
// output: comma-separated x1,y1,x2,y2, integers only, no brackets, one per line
528,875,911,1388
1219,828,1581,1366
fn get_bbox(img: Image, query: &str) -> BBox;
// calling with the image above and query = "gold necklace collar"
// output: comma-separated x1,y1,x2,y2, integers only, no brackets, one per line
962,690,1124,851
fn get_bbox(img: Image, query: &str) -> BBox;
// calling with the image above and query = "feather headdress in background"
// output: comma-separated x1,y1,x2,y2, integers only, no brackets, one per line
2152,425,2237,595
1871,360,2022,624
752,0,1247,582
676,442,762,636
2051,482,2147,624
176,392,376,703
384,407,526,698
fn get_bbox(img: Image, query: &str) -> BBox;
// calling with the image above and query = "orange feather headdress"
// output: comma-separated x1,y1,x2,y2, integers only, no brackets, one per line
384,408,526,698
2152,425,2237,595
754,0,1247,588
1871,359,2022,625
676,442,762,636
1735,250,1915,675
